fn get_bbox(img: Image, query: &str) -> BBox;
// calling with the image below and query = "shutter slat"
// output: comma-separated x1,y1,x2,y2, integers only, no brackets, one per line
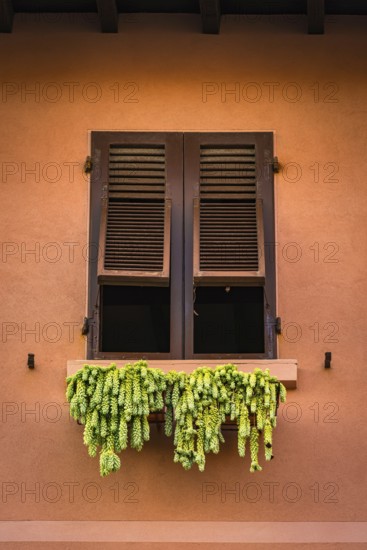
200,184,256,192
200,174,256,178
107,223,164,228
108,205,163,209
109,184,165,191
201,148,255,156
199,193,256,200
200,156,255,163
109,163,165,170
110,179,165,185
110,147,166,155
109,192,166,199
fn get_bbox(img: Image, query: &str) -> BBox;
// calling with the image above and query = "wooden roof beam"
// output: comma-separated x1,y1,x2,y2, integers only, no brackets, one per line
96,0,118,33
307,0,324,34
0,0,13,33
200,0,221,34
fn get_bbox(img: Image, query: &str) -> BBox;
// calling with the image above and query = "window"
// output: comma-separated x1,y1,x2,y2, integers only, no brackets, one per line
88,132,276,360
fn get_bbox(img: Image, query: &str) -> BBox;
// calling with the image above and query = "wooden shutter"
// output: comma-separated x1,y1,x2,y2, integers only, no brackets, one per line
193,144,265,285
98,144,171,285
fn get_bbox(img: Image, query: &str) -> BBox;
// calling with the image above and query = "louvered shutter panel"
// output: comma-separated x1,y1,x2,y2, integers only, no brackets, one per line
98,144,171,285
193,144,265,285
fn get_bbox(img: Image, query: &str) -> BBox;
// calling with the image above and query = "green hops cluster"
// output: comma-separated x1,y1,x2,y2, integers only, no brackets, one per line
66,361,166,476
165,364,286,473
250,427,262,472
67,362,286,476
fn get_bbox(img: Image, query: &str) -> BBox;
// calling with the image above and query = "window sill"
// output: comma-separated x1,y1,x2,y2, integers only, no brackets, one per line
67,359,297,389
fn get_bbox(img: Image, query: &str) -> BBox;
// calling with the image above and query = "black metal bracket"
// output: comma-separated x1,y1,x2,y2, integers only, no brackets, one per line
272,156,280,173
324,351,332,369
275,317,282,335
84,156,93,174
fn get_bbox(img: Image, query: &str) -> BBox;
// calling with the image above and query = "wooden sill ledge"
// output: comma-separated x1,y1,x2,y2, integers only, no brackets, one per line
67,359,297,389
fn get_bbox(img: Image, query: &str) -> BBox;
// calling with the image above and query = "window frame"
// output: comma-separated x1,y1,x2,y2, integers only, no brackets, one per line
87,131,277,360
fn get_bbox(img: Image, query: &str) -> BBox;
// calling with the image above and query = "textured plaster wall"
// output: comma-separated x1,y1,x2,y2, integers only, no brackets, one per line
0,12,366,548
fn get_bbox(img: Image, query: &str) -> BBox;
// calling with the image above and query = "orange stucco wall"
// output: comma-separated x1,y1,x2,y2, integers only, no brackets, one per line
0,13,366,549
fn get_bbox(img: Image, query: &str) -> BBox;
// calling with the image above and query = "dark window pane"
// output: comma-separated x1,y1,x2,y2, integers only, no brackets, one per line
194,286,264,354
101,286,170,353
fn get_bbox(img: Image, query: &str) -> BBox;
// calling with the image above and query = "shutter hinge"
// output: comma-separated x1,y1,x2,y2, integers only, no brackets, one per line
84,156,93,174
81,317,90,336
275,317,282,335
272,156,280,173
82,316,97,336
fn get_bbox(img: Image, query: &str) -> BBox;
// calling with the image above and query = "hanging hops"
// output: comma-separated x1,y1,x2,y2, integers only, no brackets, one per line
67,362,286,476
164,405,173,437
165,364,286,473
264,419,273,461
100,449,121,477
130,416,143,450
117,414,128,451
279,383,287,403
250,427,262,472
66,361,166,476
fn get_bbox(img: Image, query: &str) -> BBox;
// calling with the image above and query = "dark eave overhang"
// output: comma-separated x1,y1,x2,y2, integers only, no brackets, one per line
1,0,367,34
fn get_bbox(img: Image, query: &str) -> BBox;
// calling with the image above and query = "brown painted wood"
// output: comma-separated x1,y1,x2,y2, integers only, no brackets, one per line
308,0,324,34
0,0,13,32
97,141,170,284
184,132,276,359
97,198,171,285
193,199,265,285
89,132,184,360
96,0,118,33
199,0,221,34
